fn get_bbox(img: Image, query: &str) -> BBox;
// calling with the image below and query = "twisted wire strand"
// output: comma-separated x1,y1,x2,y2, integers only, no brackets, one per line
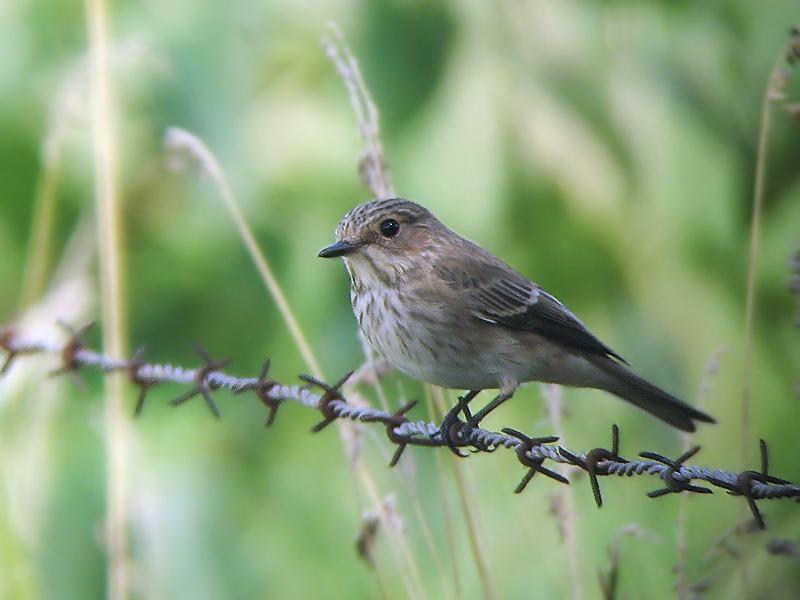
2,329,799,513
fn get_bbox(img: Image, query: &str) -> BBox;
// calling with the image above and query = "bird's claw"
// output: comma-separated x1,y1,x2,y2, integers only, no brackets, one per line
432,403,471,457
431,398,496,455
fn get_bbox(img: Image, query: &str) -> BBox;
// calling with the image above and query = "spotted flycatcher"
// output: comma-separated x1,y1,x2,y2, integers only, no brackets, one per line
318,198,715,435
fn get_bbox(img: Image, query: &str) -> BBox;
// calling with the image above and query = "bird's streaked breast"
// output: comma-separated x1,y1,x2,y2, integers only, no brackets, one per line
348,268,497,388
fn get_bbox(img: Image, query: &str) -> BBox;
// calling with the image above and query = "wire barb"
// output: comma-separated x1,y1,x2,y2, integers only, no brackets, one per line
0,328,49,376
432,390,481,457
639,446,713,498
237,359,282,426
559,424,626,508
3,322,800,528
299,370,354,432
50,321,95,389
385,400,418,467
0,329,18,374
128,347,155,417
501,428,567,493
168,344,230,419
707,439,791,529
0,329,45,375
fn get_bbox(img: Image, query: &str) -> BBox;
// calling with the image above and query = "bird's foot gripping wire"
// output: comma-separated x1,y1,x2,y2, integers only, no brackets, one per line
431,390,480,457
457,388,515,448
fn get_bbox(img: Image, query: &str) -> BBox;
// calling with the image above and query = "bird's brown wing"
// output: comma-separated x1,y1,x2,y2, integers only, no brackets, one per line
436,256,627,363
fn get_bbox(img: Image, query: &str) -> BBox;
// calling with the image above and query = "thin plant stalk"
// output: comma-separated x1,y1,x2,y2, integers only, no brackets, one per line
409,485,454,600
19,154,62,308
165,127,322,379
352,354,451,597
86,0,129,597
164,127,430,598
370,380,452,598
676,347,725,598
739,49,790,597
432,387,496,600
164,25,436,594
360,470,426,600
353,334,391,412
323,25,446,597
542,384,582,600
1,228,95,600
19,57,83,309
741,65,775,469
386,388,454,600
322,24,394,199
425,388,463,600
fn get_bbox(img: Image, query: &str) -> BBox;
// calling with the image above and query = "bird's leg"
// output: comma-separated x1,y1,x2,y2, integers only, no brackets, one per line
433,389,481,456
454,389,480,419
462,386,516,435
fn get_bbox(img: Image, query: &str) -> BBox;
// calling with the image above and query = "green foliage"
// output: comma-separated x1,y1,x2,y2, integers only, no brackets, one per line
1,0,799,598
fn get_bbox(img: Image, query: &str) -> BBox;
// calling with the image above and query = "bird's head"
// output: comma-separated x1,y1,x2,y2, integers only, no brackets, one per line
318,198,442,284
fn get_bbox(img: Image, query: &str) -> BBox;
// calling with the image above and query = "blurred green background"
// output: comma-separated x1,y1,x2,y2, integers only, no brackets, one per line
1,0,799,598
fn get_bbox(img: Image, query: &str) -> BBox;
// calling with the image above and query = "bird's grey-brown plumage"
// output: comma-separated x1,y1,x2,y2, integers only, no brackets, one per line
319,198,715,432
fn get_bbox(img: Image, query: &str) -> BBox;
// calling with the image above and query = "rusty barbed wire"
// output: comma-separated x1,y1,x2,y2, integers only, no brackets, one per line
2,324,799,529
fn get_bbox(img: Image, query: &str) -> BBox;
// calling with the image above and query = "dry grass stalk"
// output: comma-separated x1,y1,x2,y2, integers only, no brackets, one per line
164,127,323,380
322,22,394,199
1,225,95,599
739,27,799,595
322,22,456,598
542,383,582,600
164,123,428,598
431,387,497,600
85,0,130,597
425,388,464,600
19,59,90,308
675,346,727,598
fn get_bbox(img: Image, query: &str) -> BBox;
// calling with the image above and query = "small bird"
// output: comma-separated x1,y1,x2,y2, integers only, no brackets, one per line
318,198,714,441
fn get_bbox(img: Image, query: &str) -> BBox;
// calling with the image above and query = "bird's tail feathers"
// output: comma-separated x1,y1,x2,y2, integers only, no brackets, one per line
591,358,715,433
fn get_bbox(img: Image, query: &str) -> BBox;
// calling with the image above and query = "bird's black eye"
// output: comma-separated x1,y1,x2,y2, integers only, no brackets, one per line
380,219,400,238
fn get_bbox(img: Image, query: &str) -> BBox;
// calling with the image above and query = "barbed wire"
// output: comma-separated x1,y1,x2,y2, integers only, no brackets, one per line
2,323,798,529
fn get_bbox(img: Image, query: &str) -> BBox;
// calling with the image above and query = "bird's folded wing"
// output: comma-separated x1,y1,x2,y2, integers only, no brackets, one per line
453,262,627,364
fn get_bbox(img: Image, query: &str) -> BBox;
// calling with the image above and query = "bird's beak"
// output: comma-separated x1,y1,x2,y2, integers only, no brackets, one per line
318,240,363,258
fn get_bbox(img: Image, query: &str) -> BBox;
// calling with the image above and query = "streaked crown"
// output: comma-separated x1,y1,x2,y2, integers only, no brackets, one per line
335,198,434,243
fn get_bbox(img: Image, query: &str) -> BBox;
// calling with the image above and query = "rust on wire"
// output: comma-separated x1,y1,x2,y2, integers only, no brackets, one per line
3,321,800,528
384,400,418,467
501,428,567,493
0,329,16,374
238,358,282,426
559,424,625,508
0,329,24,375
0,329,48,375
441,415,475,457
299,370,354,432
434,390,482,457
128,347,157,417
50,322,94,388
169,344,230,419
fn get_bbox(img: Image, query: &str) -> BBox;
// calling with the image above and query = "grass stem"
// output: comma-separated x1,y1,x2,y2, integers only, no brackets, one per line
19,154,61,308
86,0,129,597
432,387,496,600
542,384,582,600
739,48,790,596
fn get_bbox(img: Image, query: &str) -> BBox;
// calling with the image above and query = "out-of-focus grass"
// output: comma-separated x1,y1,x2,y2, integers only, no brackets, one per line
1,1,800,598
85,0,131,596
